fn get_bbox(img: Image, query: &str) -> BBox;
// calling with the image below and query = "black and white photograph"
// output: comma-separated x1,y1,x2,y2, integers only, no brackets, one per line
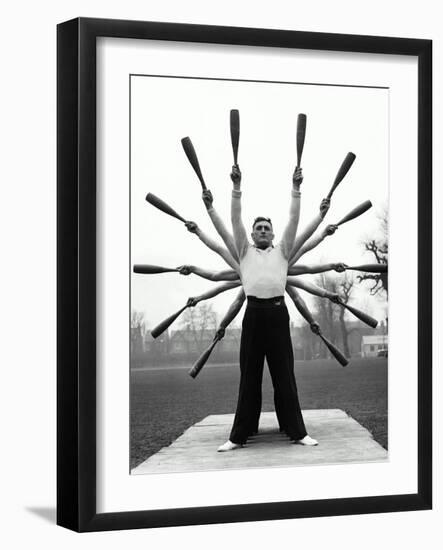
53,15,432,533
129,75,389,475
1,0,439,545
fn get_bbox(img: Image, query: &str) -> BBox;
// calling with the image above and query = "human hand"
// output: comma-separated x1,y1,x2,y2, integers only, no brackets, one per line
333,262,348,273
324,224,338,236
230,165,242,187
186,297,199,307
215,327,226,340
202,189,213,209
328,293,341,304
310,322,320,335
292,166,303,188
185,221,199,234
319,198,330,219
177,265,193,275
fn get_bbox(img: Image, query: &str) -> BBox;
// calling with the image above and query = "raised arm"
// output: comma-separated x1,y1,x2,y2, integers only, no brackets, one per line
279,167,303,258
288,262,347,275
202,189,239,262
288,198,330,264
286,276,339,299
290,223,339,265
184,221,239,271
230,165,249,259
177,264,240,282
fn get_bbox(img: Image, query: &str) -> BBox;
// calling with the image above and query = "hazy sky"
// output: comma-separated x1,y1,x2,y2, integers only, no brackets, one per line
130,75,388,330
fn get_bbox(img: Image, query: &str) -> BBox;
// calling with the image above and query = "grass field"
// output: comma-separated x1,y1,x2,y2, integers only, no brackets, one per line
130,357,387,469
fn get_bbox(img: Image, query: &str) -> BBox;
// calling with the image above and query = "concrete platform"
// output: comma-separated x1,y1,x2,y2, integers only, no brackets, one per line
131,409,388,475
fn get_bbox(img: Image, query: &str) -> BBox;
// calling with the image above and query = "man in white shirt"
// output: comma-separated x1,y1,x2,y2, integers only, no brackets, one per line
218,165,328,451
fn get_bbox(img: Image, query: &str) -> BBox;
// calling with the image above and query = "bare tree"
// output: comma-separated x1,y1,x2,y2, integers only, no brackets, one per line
359,207,388,295
337,276,355,358
180,303,218,351
312,274,340,357
298,322,318,360
311,274,355,358
131,310,145,330
131,309,147,358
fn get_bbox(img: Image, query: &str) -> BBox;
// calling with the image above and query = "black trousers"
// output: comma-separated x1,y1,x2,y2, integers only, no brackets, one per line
229,297,307,444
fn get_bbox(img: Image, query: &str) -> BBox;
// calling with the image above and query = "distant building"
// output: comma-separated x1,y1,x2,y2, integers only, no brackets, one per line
169,327,241,355
143,330,170,355
361,334,388,357
132,318,388,367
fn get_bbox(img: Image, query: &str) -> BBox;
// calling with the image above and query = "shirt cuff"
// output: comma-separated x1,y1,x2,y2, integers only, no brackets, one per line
232,189,242,198
291,188,301,198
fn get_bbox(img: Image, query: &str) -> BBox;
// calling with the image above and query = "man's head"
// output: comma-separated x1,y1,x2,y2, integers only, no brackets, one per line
251,217,274,249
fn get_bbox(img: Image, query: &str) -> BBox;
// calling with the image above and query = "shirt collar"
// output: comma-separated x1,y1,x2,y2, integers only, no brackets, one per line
253,245,274,253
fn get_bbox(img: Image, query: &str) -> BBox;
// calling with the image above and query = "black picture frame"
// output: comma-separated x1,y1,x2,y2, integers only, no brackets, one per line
57,17,432,532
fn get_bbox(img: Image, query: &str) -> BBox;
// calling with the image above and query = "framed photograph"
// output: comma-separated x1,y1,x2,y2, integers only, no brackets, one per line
57,17,432,532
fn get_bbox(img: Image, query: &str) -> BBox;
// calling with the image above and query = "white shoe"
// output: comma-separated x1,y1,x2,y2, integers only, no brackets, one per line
294,435,318,446
217,440,242,452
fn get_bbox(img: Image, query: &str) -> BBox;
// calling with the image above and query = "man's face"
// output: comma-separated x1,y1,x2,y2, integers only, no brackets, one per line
251,221,274,249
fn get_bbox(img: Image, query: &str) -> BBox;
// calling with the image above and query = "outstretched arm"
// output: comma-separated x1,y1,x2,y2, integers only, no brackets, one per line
288,198,330,264
290,223,339,265
230,165,249,259
215,289,246,339
279,167,303,258
202,190,239,262
187,281,242,306
187,289,246,379
184,221,239,271
285,285,320,334
286,284,348,366
177,264,240,282
288,262,347,275
286,276,339,299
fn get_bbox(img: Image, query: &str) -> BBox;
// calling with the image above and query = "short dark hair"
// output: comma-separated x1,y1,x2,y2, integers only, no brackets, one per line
252,216,273,230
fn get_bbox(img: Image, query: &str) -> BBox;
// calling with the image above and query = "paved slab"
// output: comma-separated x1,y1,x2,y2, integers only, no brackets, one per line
131,409,387,475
